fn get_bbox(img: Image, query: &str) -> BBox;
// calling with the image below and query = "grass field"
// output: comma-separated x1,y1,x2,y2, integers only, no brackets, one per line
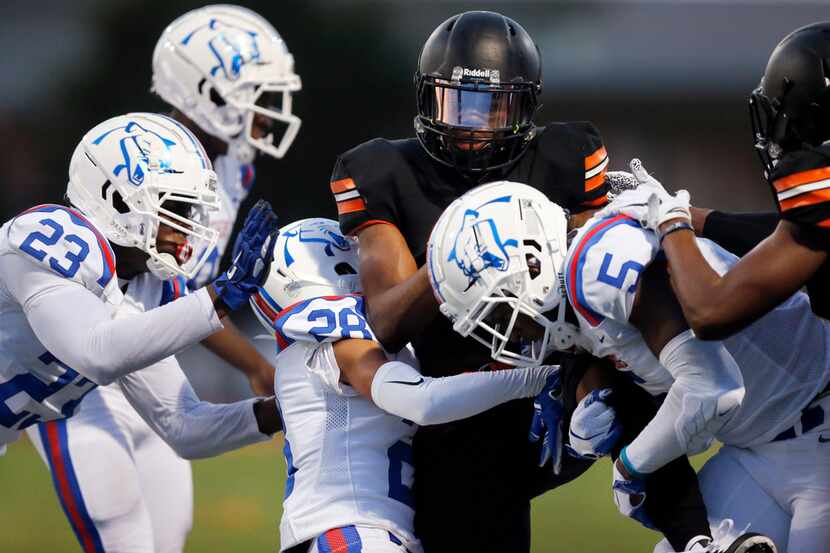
0,436,713,552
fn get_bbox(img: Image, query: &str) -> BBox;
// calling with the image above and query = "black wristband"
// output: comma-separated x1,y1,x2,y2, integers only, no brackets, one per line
659,221,693,243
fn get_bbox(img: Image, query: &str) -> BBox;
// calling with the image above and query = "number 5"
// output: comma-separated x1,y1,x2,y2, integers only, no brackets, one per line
597,253,644,293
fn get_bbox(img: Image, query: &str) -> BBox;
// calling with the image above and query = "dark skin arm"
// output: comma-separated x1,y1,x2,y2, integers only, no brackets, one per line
658,219,827,340
331,338,390,398
356,223,439,352
200,319,275,396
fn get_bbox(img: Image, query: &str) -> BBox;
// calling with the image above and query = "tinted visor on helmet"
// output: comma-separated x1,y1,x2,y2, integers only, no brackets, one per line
426,81,535,132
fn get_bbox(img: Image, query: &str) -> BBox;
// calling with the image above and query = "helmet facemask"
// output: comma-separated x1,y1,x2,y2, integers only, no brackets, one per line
416,75,539,174
67,113,221,281
199,77,301,163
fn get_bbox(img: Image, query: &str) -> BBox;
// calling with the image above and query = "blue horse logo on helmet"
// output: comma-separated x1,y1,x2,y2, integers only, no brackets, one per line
181,19,262,82
283,222,352,266
92,121,178,186
448,195,518,287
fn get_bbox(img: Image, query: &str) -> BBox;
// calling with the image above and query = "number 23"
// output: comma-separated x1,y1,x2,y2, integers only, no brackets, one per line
20,219,89,279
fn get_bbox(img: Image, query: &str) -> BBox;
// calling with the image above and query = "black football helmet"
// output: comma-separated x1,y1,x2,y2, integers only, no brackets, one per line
414,11,542,175
750,22,830,177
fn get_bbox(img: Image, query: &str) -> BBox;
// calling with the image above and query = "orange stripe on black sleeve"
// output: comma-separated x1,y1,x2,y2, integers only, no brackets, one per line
330,177,357,194
585,170,607,193
773,166,830,193
336,198,366,215
779,188,830,212
585,146,608,170
581,194,608,208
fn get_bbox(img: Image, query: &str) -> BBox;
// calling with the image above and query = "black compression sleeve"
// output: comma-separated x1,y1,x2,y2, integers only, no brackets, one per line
701,211,779,257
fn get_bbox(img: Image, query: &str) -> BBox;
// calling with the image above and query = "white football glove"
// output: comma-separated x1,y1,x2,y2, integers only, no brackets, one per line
598,159,692,232
568,388,622,459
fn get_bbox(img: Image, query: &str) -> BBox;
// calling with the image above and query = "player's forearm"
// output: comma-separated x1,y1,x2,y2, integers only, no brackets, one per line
200,319,275,395
365,265,438,352
625,331,744,474
663,221,827,339
659,229,739,337
118,359,274,459
26,285,223,385
371,361,556,426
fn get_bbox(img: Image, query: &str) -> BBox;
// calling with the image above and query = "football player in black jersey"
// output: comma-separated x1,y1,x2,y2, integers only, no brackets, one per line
330,11,714,553
610,22,830,339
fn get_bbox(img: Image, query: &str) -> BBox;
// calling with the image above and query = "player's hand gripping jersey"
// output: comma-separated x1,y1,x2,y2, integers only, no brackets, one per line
266,295,420,551
0,205,223,447
564,214,830,471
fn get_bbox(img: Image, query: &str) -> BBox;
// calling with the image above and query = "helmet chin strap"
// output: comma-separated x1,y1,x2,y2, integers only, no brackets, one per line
146,252,180,281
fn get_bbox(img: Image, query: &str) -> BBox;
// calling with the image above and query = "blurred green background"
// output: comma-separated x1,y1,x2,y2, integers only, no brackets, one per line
1,438,715,552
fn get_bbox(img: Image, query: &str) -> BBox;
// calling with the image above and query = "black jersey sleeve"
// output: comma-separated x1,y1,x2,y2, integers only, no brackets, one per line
768,144,830,228
701,211,780,257
330,138,402,236
535,121,610,212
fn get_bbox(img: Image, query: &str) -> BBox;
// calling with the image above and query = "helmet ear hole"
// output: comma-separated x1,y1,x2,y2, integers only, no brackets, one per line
111,189,130,215
208,87,226,108
334,262,357,275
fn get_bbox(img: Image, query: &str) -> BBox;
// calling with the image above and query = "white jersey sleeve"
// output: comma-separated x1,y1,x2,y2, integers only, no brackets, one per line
1,204,119,301
0,252,222,386
116,355,267,459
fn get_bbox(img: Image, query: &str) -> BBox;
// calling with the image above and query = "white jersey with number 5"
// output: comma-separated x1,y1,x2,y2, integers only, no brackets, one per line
564,214,830,448
257,293,418,551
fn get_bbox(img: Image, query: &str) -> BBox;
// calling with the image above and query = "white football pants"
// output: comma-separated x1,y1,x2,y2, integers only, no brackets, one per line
654,396,830,553
27,384,193,553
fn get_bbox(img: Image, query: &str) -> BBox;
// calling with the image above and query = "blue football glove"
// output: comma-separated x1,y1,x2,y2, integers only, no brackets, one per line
612,450,655,530
211,200,278,311
529,371,564,475
567,388,623,459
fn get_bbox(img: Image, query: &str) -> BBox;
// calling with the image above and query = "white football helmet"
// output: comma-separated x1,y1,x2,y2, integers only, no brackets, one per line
152,4,302,163
251,218,361,332
67,112,220,280
427,181,580,367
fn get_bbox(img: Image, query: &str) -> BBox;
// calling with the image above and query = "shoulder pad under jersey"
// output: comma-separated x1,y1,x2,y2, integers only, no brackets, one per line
769,145,830,227
536,122,609,210
3,204,117,297
331,138,410,236
564,215,658,326
271,295,376,351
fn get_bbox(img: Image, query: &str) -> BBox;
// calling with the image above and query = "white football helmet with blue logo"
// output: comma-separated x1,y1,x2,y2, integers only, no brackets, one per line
152,4,301,163
67,112,220,280
251,218,361,332
427,181,579,366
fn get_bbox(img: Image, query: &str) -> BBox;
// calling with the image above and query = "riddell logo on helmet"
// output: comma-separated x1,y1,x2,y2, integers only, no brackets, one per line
452,66,501,83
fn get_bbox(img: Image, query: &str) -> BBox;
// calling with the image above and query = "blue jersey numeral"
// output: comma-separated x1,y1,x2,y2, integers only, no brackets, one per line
307,306,373,341
387,439,415,508
308,309,337,340
20,218,90,279
597,253,645,293
0,352,95,430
